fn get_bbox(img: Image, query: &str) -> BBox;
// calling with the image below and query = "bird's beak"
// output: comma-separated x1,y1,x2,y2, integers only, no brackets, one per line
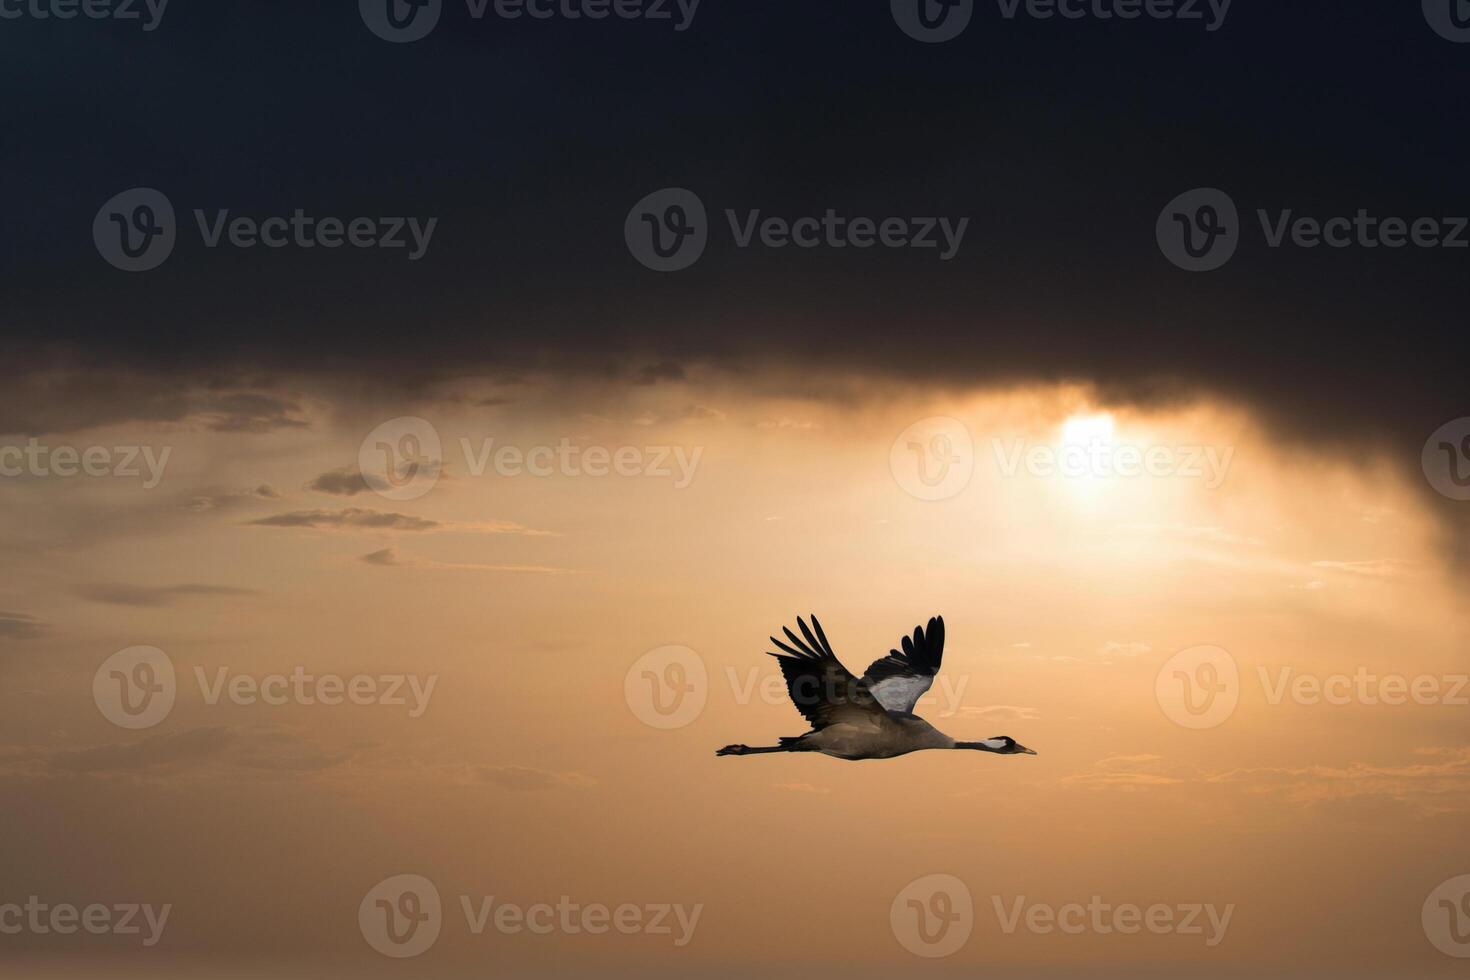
1021,747,1038,755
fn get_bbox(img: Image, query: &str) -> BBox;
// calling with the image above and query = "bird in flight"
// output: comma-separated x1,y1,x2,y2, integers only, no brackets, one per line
717,615,1037,761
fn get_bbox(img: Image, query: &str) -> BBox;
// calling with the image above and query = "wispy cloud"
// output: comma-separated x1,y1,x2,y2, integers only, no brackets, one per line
439,764,595,791
189,392,310,433
0,611,45,640
772,782,830,794
1310,559,1414,579
958,704,1041,722
305,466,379,496
6,726,358,778
183,485,279,512
358,547,572,575
1064,750,1470,815
248,508,551,536
75,582,259,607
1097,641,1151,658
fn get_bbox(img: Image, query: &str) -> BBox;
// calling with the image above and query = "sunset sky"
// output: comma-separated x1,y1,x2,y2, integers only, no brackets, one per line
3,2,1469,978
2,376,1467,978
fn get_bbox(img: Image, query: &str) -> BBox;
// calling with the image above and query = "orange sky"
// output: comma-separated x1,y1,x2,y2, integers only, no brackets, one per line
1,377,1467,978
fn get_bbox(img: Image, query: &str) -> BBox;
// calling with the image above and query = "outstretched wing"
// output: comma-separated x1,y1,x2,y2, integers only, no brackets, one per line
768,616,887,730
861,616,945,715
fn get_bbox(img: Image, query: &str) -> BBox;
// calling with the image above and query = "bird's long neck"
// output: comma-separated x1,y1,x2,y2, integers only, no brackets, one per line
954,739,1009,752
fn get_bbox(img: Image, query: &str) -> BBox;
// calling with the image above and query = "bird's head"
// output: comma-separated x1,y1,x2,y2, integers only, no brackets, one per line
959,736,1038,755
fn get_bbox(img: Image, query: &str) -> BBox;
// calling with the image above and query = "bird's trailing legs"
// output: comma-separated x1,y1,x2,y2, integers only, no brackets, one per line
715,743,789,757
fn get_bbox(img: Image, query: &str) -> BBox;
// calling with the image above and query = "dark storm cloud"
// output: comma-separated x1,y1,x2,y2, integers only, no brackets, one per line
633,361,688,386
2,4,1466,541
0,364,309,438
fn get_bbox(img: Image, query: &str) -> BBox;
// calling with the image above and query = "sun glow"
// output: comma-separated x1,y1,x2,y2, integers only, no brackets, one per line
1061,412,1116,448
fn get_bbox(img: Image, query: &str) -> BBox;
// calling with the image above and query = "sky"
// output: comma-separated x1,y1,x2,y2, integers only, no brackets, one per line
3,1,1470,978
